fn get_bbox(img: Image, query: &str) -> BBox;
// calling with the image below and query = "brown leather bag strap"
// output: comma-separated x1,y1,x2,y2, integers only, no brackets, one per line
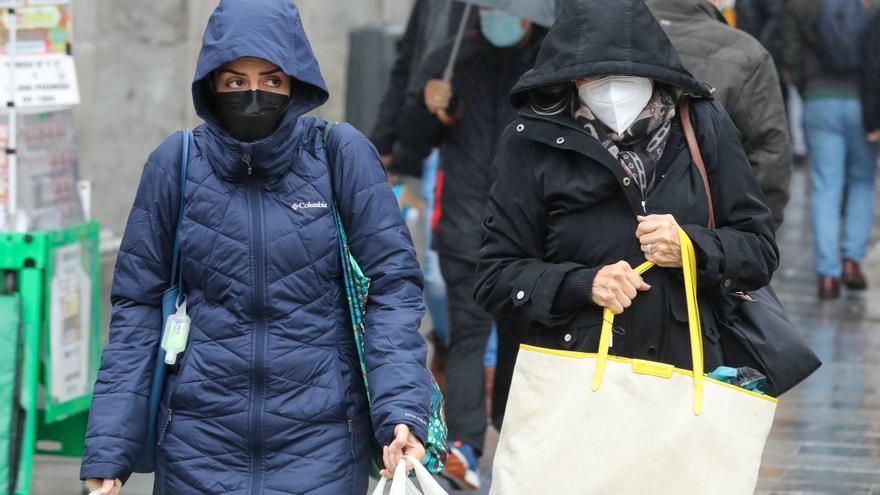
678,98,716,230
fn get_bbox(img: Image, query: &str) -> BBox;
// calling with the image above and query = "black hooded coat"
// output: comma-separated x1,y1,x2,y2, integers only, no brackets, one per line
475,0,779,397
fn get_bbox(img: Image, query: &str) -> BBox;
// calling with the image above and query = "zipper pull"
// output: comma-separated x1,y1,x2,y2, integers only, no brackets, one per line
641,200,647,214
243,153,252,176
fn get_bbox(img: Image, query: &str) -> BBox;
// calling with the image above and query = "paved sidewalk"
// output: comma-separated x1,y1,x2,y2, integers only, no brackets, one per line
752,169,880,494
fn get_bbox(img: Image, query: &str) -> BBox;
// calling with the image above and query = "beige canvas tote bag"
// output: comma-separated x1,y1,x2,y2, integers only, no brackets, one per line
490,228,777,495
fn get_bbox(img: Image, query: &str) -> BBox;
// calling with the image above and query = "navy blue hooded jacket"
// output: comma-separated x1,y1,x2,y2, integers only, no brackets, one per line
80,1,431,493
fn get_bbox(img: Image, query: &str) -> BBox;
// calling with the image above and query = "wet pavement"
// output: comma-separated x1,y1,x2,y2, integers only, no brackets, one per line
30,167,880,494
752,168,880,495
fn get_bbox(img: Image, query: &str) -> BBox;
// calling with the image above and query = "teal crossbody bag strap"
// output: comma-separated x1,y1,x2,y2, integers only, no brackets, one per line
322,123,385,477
321,124,448,476
134,128,192,474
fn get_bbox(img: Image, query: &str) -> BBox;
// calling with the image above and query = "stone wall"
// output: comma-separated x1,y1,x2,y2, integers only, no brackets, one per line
72,0,413,235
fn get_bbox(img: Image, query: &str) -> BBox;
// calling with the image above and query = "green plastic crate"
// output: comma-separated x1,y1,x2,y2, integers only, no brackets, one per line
0,293,22,495
0,221,101,495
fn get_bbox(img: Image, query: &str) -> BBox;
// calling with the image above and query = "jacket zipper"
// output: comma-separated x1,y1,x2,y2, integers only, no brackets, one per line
244,152,253,176
525,113,653,218
245,150,267,495
157,408,173,445
348,419,356,460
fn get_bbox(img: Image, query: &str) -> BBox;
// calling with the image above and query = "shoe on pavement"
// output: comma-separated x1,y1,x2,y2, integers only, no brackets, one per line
842,260,868,290
818,276,840,300
440,441,480,491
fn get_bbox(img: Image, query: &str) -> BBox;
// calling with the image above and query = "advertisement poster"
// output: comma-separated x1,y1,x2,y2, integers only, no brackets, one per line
49,242,92,404
0,3,70,55
0,54,79,107
15,109,83,230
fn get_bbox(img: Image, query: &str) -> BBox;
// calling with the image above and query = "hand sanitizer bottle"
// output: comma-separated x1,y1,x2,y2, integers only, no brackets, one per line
162,299,191,365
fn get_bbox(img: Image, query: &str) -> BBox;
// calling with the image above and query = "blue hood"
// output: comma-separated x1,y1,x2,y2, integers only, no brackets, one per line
192,0,330,181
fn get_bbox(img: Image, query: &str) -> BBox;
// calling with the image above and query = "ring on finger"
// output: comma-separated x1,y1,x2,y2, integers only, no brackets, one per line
647,243,654,254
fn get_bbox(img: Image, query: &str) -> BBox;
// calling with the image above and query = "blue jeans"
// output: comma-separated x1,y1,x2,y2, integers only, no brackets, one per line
804,97,878,277
421,151,449,342
484,325,498,368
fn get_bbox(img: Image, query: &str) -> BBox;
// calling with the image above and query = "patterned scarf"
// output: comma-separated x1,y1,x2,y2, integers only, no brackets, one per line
574,88,677,197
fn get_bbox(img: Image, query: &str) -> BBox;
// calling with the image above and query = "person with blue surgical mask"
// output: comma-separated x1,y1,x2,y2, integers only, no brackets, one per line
479,8,531,47
395,7,544,491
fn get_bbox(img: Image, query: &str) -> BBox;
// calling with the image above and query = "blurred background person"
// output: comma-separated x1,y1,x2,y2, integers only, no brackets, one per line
369,0,475,392
648,0,793,229
735,0,785,63
371,0,471,178
394,7,545,490
864,5,880,145
782,0,877,300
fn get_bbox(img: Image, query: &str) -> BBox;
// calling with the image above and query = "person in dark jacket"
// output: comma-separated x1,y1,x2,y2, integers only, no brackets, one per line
864,10,880,142
81,1,431,493
647,0,793,230
735,0,785,61
370,0,472,177
782,0,877,299
369,0,477,395
395,8,544,490
474,0,778,421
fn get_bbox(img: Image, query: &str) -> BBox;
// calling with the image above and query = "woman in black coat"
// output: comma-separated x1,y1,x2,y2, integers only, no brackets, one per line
474,0,779,379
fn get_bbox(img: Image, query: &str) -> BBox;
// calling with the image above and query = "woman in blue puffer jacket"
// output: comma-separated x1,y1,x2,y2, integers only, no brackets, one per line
80,1,432,493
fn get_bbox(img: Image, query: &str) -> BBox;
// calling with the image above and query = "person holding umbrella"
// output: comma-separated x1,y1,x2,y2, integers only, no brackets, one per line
395,3,547,490
371,0,474,178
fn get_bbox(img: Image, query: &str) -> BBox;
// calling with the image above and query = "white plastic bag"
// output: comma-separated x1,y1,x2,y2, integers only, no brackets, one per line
371,456,449,495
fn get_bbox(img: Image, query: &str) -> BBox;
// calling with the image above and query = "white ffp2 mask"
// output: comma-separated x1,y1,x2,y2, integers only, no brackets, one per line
578,76,654,134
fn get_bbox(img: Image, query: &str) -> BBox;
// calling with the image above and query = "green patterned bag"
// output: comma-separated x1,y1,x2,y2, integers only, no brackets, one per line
323,124,448,477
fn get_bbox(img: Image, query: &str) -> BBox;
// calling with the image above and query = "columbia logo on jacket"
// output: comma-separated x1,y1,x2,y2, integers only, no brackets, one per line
291,201,328,211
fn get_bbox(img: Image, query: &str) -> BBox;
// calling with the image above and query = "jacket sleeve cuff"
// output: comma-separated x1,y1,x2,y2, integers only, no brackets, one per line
681,224,729,289
80,461,130,483
377,414,430,448
511,262,590,328
553,267,599,313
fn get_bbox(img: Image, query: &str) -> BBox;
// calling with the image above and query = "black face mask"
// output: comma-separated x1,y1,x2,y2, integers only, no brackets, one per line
214,90,291,142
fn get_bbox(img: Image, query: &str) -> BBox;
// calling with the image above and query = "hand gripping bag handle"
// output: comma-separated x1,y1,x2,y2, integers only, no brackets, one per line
591,227,705,416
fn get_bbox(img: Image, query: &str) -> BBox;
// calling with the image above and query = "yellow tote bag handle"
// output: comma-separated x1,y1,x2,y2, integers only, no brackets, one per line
591,227,705,416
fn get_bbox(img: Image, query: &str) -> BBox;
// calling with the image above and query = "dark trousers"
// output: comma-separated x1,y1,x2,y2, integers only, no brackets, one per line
491,316,523,430
439,255,494,453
